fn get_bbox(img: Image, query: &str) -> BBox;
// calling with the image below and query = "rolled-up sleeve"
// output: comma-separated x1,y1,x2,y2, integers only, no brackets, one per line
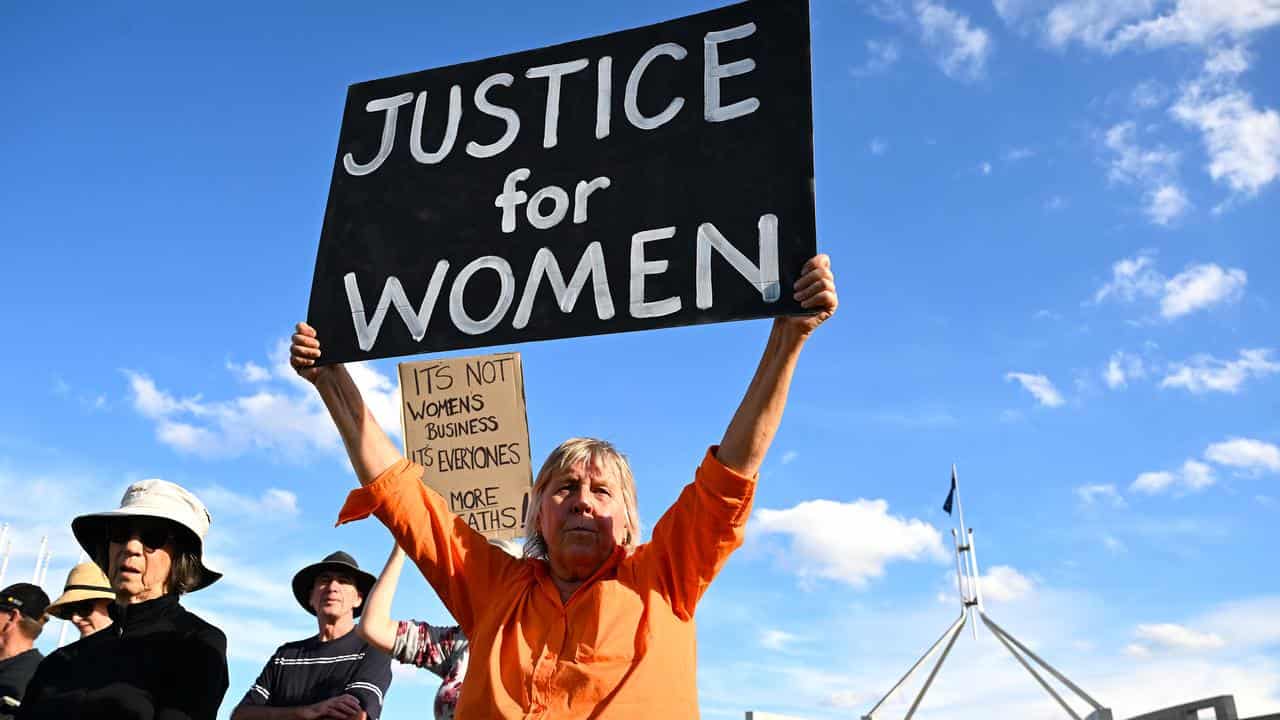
336,459,520,633
641,446,757,619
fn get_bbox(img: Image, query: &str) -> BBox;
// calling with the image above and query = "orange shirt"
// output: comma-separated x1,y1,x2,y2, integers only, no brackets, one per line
337,447,755,719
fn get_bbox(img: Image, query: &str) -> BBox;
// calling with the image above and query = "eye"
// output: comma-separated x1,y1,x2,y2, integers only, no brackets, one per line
593,486,612,496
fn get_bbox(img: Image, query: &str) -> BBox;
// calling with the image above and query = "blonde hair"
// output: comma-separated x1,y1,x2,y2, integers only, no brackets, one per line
523,438,641,559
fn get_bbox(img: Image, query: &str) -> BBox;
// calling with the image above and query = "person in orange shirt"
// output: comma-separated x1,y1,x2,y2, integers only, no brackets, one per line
290,254,837,719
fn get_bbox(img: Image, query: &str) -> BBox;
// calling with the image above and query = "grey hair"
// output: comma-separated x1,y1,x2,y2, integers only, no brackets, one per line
523,438,641,560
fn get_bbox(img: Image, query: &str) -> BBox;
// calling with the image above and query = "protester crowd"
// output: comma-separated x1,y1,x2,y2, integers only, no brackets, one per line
0,256,835,718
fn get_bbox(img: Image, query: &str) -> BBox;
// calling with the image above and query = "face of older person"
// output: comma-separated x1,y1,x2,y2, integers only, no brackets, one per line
309,570,362,622
539,460,630,584
66,599,113,637
106,518,176,604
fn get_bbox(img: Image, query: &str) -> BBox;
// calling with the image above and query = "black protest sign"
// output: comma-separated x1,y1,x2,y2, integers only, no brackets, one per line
399,352,532,541
308,0,815,364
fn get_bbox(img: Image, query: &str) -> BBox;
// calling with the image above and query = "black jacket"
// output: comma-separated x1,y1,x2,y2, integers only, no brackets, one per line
18,594,227,720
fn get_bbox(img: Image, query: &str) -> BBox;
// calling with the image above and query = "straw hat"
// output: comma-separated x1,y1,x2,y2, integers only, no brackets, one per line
71,479,222,591
291,551,376,617
46,562,116,619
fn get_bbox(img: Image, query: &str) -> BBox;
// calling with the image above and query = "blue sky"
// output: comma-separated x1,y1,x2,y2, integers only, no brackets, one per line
2,1,1278,718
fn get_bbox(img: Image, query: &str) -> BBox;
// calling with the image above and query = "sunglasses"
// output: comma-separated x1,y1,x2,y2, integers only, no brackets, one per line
106,518,175,550
60,600,101,620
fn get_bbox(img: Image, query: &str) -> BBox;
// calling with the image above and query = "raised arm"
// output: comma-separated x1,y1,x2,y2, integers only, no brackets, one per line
357,544,406,654
641,255,837,616
716,254,837,476
290,322,401,485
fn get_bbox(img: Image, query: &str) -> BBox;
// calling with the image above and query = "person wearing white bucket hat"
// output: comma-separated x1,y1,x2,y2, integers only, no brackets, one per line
17,479,229,720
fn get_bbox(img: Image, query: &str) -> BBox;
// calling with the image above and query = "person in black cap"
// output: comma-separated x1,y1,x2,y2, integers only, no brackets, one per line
232,551,392,720
0,583,49,718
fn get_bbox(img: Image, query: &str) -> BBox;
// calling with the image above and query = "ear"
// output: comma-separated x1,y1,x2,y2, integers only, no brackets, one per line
353,591,364,609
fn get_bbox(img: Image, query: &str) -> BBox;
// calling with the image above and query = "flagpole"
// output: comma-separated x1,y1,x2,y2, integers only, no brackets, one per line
32,536,47,583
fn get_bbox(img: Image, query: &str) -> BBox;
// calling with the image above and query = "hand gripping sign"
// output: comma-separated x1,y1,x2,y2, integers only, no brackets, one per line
308,0,816,364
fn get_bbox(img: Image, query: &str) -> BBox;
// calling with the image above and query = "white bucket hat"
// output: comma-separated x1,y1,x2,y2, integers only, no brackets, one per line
72,479,222,592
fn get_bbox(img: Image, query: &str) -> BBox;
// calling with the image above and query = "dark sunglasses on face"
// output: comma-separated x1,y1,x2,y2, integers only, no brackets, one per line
106,518,174,549
62,600,100,619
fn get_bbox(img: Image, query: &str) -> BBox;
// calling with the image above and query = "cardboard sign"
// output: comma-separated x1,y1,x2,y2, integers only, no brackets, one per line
398,352,532,540
307,0,816,365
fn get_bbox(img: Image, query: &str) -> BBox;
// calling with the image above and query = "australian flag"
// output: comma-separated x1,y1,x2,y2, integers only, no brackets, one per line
942,467,957,515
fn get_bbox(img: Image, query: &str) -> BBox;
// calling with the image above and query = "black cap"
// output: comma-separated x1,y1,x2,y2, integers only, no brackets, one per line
0,583,51,620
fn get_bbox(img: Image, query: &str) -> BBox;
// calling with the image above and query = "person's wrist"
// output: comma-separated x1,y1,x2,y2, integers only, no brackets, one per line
312,364,342,388
777,320,812,346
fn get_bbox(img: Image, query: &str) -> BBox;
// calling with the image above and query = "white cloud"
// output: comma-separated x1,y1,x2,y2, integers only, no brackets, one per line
1103,534,1127,553
753,498,946,588
870,137,889,155
1205,44,1252,76
1092,254,1247,319
979,565,1034,603
1180,459,1217,490
1102,123,1191,224
1133,622,1226,651
1162,348,1279,393
1131,459,1217,494
199,485,300,518
1131,470,1176,494
780,450,799,465
915,0,993,81
1104,351,1146,389
1041,0,1280,52
1172,83,1280,197
1201,595,1280,650
1146,183,1191,224
1205,437,1280,473
1109,0,1280,50
124,343,401,462
1131,79,1169,109
1093,252,1163,304
1124,642,1153,658
759,629,799,651
851,38,901,76
227,360,271,383
1161,263,1248,317
979,160,993,175
1076,483,1127,507
1044,1,1161,50
1005,372,1065,407
1105,122,1180,184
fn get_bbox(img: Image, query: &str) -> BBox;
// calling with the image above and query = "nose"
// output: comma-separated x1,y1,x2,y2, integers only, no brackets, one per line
121,533,146,554
568,486,595,514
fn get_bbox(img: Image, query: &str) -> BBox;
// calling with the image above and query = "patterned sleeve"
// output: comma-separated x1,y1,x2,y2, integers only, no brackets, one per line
390,621,467,679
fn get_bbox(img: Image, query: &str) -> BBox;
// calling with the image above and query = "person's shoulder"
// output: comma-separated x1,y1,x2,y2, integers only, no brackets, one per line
0,648,44,674
175,605,228,648
274,635,321,656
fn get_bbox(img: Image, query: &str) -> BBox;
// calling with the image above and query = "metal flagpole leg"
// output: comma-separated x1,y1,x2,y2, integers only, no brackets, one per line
32,536,47,582
862,613,967,720
0,538,10,585
981,614,1081,719
903,613,967,720
967,528,984,612
981,613,1107,713
951,530,969,611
